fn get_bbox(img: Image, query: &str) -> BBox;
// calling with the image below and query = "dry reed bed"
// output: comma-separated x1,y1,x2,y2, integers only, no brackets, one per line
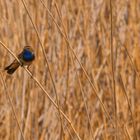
0,0,140,140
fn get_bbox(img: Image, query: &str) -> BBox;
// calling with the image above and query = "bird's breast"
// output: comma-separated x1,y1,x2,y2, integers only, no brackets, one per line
22,51,35,62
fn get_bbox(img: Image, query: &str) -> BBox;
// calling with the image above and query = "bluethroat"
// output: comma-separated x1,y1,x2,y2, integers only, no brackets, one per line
5,46,35,74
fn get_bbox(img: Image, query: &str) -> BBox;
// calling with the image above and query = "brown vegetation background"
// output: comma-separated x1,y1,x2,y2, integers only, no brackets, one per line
0,0,140,140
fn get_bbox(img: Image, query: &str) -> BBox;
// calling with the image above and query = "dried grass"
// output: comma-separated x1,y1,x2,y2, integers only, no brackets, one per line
0,0,140,140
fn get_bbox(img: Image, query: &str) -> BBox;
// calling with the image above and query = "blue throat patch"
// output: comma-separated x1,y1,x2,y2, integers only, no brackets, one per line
23,49,34,61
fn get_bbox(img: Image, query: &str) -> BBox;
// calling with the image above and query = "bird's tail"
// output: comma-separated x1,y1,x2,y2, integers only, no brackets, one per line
5,60,20,74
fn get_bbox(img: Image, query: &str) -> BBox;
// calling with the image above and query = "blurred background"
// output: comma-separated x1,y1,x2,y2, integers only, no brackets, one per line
0,0,140,140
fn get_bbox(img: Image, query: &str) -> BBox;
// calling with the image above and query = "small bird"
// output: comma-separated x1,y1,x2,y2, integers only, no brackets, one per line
5,46,35,74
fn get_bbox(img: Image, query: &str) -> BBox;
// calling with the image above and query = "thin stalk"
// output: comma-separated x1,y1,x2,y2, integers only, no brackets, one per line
0,72,25,140
0,41,81,140
39,0,114,127
110,1,118,139
20,0,66,139
119,74,138,140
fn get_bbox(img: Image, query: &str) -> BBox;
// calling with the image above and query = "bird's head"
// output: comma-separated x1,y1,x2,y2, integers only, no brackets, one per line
24,46,34,51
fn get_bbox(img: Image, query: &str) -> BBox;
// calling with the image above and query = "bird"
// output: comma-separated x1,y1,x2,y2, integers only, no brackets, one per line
5,46,35,74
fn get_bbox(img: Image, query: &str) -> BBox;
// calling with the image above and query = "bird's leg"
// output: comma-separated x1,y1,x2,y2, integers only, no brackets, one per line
20,62,24,67
26,65,34,79
27,64,32,70
27,65,30,70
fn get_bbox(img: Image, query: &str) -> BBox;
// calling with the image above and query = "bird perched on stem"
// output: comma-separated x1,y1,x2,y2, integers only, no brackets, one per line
5,46,35,74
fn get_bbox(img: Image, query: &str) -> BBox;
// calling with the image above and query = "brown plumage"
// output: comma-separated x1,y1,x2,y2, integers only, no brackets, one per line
5,46,35,74
5,60,20,74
